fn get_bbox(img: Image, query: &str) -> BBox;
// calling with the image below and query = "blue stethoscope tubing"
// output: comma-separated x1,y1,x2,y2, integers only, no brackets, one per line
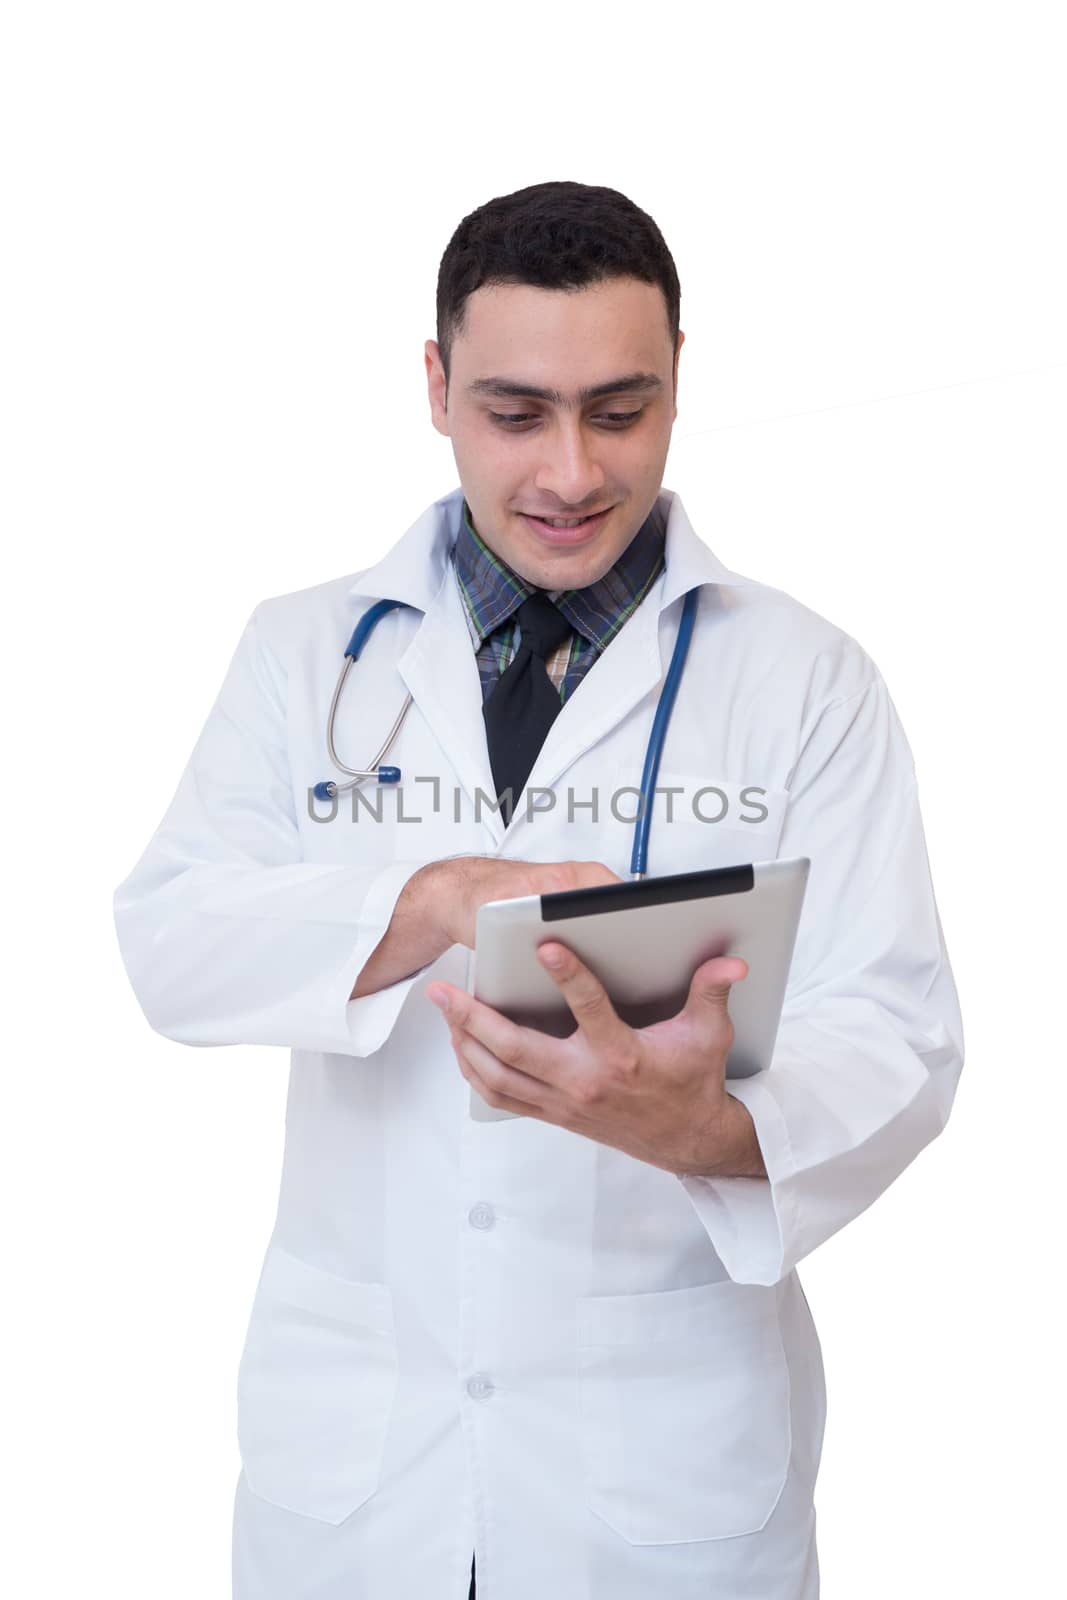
315,587,700,880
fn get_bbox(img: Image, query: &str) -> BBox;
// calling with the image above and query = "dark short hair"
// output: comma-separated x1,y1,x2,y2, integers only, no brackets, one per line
435,180,681,392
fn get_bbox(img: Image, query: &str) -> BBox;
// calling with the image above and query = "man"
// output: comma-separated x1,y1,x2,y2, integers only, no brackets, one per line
113,180,964,1599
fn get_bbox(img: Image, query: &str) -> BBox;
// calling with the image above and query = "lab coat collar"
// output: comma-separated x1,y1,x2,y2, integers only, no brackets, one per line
346,485,752,616
346,487,752,847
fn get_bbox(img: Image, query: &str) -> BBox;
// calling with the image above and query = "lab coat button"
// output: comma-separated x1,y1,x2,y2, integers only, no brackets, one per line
466,1373,495,1401
468,1202,496,1229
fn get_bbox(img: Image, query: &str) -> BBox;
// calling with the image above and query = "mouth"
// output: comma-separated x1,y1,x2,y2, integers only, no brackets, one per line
517,507,613,546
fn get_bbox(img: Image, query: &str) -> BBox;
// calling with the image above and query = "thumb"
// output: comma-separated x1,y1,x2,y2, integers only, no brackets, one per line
685,954,748,1015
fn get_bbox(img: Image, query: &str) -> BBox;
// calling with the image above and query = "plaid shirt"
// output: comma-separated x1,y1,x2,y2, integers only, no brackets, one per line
452,499,666,705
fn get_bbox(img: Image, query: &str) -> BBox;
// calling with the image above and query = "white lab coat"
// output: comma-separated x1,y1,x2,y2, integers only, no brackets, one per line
113,485,964,1600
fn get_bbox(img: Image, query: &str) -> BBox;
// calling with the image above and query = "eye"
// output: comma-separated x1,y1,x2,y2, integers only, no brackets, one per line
488,411,644,430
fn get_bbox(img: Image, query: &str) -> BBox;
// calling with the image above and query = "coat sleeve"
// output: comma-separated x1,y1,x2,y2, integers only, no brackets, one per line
677,669,965,1286
112,605,438,1055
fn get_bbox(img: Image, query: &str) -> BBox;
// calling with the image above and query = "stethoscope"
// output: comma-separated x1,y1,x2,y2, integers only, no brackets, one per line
314,587,699,879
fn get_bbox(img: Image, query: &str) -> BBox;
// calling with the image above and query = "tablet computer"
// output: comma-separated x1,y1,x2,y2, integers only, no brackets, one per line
466,856,809,1122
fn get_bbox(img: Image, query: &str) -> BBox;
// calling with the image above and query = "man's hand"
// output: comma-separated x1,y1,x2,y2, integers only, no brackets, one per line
349,856,622,1000
428,855,624,951
425,940,766,1180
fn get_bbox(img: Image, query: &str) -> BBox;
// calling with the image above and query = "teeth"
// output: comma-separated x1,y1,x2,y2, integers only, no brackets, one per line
543,516,590,527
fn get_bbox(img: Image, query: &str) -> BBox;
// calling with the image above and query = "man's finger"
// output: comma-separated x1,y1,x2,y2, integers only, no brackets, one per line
427,981,559,1088
536,940,629,1046
451,1025,549,1112
684,955,748,1018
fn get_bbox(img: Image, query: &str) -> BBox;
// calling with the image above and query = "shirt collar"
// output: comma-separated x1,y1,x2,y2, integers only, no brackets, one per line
344,485,752,617
452,498,666,654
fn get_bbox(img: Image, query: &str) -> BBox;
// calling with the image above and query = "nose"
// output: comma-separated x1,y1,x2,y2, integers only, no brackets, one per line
531,416,607,508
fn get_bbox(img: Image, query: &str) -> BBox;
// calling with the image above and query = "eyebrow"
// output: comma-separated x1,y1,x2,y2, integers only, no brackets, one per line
466,371,664,406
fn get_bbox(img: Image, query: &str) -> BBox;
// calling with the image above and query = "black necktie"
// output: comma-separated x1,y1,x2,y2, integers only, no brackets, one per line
483,590,573,827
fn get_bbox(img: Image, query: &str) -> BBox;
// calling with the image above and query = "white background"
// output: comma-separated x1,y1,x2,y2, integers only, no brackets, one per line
3,3,1064,1595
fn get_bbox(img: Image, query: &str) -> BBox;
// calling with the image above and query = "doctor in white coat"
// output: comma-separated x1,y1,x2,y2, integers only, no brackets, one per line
113,180,964,1599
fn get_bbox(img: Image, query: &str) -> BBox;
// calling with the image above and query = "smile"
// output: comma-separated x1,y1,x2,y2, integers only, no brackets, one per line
518,507,613,544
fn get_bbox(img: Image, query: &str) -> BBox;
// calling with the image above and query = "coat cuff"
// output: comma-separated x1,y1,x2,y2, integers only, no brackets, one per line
677,1074,799,1286
336,859,442,1058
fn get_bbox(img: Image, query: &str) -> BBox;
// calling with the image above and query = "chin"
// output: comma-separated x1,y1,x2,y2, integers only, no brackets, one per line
549,561,612,594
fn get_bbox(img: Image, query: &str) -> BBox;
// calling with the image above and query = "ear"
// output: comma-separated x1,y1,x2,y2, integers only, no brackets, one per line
672,329,684,413
425,340,450,437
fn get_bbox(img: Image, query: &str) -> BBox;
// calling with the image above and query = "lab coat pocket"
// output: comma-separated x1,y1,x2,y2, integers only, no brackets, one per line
236,1245,398,1525
577,1277,791,1544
